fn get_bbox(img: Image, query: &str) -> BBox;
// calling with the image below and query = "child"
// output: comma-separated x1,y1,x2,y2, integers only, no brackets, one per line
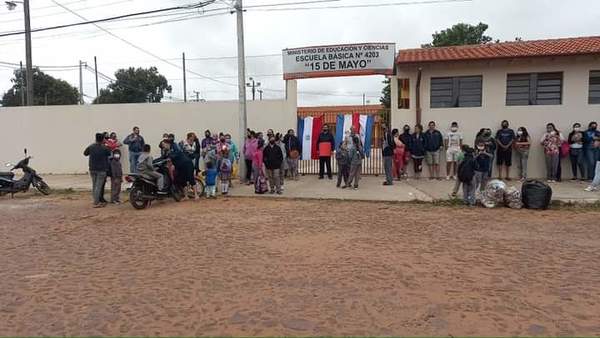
137,144,164,190
457,146,476,206
445,121,463,180
109,149,123,204
204,161,218,198
220,150,232,195
474,141,492,192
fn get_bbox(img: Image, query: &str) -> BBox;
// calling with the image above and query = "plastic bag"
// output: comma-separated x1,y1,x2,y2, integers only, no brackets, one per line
481,179,507,208
522,180,552,210
504,186,523,209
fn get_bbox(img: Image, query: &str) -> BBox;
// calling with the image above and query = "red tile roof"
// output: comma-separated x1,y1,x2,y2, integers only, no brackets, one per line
396,36,600,64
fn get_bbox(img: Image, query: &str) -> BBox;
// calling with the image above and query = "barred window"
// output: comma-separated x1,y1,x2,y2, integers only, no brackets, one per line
589,71,600,104
430,76,482,108
506,72,563,106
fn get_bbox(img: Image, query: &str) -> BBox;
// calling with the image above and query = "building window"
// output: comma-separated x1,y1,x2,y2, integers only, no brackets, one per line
398,78,410,109
430,76,482,108
506,72,563,106
590,71,600,104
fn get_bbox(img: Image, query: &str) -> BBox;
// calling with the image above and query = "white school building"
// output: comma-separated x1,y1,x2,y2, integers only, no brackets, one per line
390,36,600,178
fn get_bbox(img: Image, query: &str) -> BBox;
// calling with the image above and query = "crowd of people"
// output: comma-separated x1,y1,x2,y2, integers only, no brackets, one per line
379,120,600,205
82,119,600,208
83,127,303,207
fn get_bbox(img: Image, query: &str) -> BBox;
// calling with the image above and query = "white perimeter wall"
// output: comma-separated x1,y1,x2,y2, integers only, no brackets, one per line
391,56,600,179
0,81,298,174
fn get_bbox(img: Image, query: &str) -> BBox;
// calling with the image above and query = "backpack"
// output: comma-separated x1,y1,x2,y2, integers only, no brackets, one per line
457,157,476,183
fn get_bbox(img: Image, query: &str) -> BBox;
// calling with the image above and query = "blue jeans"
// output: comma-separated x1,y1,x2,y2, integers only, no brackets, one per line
129,151,140,173
90,170,107,205
585,148,596,180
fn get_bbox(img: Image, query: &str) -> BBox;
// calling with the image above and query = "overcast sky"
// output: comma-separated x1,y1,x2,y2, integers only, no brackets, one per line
1,0,599,106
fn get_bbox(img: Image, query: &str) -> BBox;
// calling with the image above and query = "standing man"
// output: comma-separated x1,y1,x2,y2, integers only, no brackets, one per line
317,124,335,180
84,133,111,208
283,129,301,181
263,135,284,194
424,121,444,180
382,125,396,185
495,120,515,180
123,126,145,173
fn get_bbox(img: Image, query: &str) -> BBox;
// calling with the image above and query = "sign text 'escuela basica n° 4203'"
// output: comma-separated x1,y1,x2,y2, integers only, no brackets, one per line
282,42,396,80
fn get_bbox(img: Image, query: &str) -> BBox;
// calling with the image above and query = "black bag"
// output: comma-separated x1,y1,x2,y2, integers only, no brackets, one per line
521,180,552,210
457,158,476,183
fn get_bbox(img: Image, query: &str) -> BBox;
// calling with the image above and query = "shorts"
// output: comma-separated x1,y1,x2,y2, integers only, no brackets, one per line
497,148,513,166
425,150,441,165
446,147,461,162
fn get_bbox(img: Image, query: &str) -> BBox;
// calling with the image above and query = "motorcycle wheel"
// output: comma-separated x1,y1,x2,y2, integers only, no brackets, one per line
33,180,51,195
129,186,149,210
171,185,184,202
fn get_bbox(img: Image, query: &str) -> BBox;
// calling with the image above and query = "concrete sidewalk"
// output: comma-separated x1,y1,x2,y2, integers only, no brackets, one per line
41,174,600,203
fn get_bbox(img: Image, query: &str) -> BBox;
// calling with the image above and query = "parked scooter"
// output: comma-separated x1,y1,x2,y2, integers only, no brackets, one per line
126,157,184,209
0,148,51,197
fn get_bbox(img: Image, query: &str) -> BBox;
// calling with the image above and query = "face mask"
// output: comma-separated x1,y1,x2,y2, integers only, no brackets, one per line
477,146,485,151
592,126,598,131
404,128,410,132
574,127,581,132
550,131,556,136
484,132,491,137
517,131,523,136
502,124,509,129
269,140,275,145
450,127,458,132
323,129,329,133
114,154,121,159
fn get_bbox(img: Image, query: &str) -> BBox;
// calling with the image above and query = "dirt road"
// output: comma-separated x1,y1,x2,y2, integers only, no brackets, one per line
1,194,599,336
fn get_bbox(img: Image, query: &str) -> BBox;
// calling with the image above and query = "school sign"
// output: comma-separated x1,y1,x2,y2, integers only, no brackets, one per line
282,42,396,80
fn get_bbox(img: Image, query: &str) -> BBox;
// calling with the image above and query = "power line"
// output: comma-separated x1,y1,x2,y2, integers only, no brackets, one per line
248,0,471,11
45,0,238,88
0,0,134,24
0,1,217,37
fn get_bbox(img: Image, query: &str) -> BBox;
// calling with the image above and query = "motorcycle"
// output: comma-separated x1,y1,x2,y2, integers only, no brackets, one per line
0,148,51,197
126,157,184,210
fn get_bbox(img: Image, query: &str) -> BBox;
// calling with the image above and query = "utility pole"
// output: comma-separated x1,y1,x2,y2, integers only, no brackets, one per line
94,56,99,97
235,0,248,181
23,0,33,105
182,52,187,102
79,60,84,104
19,61,25,106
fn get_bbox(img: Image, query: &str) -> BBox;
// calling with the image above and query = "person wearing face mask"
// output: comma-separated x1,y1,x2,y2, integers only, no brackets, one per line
423,121,444,180
316,124,335,180
474,141,492,192
584,122,600,180
540,123,564,183
445,121,463,180
474,128,496,178
410,124,426,179
568,123,586,181
495,120,515,181
514,127,531,181
283,129,301,181
263,136,284,194
382,124,396,185
109,149,123,204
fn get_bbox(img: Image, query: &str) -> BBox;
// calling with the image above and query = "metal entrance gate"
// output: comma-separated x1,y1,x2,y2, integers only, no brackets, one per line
297,105,390,176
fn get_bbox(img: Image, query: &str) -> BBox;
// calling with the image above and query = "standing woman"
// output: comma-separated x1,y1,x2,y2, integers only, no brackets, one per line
243,130,257,184
540,123,564,183
392,128,406,180
568,123,586,181
514,127,531,181
410,124,426,179
399,125,412,178
253,138,265,191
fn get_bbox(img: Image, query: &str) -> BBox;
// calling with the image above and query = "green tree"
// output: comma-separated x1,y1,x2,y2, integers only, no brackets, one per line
94,66,172,104
424,22,493,48
380,22,494,107
1,68,79,106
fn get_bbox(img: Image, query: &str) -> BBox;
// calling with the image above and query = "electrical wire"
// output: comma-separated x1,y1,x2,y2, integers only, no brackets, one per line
247,0,470,11
0,1,217,37
0,0,135,24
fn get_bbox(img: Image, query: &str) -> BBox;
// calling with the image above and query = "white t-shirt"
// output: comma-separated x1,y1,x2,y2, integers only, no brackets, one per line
446,131,463,148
